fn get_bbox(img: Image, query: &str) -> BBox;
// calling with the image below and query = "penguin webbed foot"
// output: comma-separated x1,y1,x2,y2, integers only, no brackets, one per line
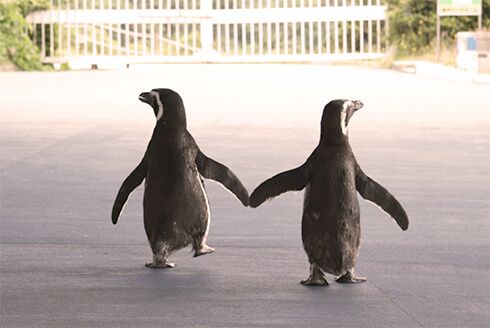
336,270,367,283
145,261,175,269
300,264,329,286
193,244,215,257
300,276,329,286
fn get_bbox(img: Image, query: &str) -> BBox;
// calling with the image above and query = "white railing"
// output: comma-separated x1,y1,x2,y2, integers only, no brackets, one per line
27,0,388,67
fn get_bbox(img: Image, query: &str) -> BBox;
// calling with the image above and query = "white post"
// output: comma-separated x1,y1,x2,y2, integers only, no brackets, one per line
100,0,105,56
50,0,54,58
67,0,71,57
359,19,363,53
284,22,288,55
436,12,440,59
42,23,46,58
326,20,330,53
159,0,163,55
117,0,121,56
351,20,355,53
267,22,272,54
92,0,96,56
317,21,322,54
342,21,347,53
376,0,380,53
234,23,239,55
251,23,255,55
84,0,88,56
275,22,280,55
176,24,181,55
300,0,305,53
183,0,188,55
125,0,130,56
300,22,305,54
57,0,62,58
224,24,230,54
308,0,313,54
201,0,214,58
242,23,247,55
192,23,197,53
258,0,263,54
334,21,339,53
309,21,313,54
151,23,155,56
142,0,147,56
109,0,113,56
216,24,222,54
167,23,171,55
292,22,297,55
167,0,171,56
259,22,264,55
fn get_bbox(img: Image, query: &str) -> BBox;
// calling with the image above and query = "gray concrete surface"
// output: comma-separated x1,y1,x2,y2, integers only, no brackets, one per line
1,65,489,327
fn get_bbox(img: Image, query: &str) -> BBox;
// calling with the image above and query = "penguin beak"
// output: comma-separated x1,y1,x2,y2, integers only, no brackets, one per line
352,100,363,111
139,92,152,105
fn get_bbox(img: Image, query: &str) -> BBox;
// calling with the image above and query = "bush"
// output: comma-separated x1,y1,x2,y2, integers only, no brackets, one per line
0,0,49,70
386,0,490,56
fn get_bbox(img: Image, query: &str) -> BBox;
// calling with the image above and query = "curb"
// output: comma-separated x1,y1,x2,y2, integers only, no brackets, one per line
393,60,490,84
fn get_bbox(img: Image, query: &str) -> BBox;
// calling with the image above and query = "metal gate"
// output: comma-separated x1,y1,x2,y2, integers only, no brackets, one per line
26,0,388,67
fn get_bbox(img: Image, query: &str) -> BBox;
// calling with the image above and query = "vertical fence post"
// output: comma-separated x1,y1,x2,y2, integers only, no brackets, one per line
201,0,214,60
368,0,372,53
67,1,71,58
49,0,54,58
41,21,46,58
125,0,130,56
75,0,79,57
376,0,381,53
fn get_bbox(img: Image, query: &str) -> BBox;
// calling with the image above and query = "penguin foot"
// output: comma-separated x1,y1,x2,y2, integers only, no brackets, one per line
336,270,367,283
145,261,175,269
300,263,329,286
300,276,329,286
194,244,215,257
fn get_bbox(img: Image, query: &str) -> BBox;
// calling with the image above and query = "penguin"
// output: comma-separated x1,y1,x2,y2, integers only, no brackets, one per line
111,88,249,268
249,99,408,285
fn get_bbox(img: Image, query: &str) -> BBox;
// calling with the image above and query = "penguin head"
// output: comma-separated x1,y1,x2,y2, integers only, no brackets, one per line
138,88,186,129
320,99,363,141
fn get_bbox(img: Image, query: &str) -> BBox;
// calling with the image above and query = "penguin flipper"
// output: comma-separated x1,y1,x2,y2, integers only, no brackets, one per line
355,165,409,231
112,159,147,224
196,150,249,206
249,163,309,208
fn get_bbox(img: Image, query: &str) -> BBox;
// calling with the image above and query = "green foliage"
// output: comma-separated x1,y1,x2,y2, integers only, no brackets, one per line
386,0,490,56
0,0,49,70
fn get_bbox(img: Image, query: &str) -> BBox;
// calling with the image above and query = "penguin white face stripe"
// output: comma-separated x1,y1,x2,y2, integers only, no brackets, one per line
340,100,351,135
151,91,164,121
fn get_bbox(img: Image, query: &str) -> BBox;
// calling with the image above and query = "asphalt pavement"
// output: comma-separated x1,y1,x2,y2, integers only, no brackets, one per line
1,64,489,327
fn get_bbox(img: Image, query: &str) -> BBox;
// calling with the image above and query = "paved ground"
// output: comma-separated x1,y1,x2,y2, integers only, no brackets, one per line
1,65,489,327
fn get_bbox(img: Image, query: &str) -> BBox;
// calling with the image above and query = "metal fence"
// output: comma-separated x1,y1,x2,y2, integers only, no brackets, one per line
26,0,388,67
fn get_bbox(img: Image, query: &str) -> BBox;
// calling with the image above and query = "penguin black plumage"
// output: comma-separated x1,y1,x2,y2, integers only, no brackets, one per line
250,99,409,285
112,88,249,268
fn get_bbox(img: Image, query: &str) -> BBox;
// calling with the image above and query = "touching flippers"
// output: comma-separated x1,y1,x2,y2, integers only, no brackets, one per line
249,162,310,208
355,164,409,230
111,159,147,224
195,150,249,206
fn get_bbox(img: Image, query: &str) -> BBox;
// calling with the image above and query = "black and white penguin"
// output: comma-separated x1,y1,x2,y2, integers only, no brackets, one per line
112,88,249,268
250,99,408,285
